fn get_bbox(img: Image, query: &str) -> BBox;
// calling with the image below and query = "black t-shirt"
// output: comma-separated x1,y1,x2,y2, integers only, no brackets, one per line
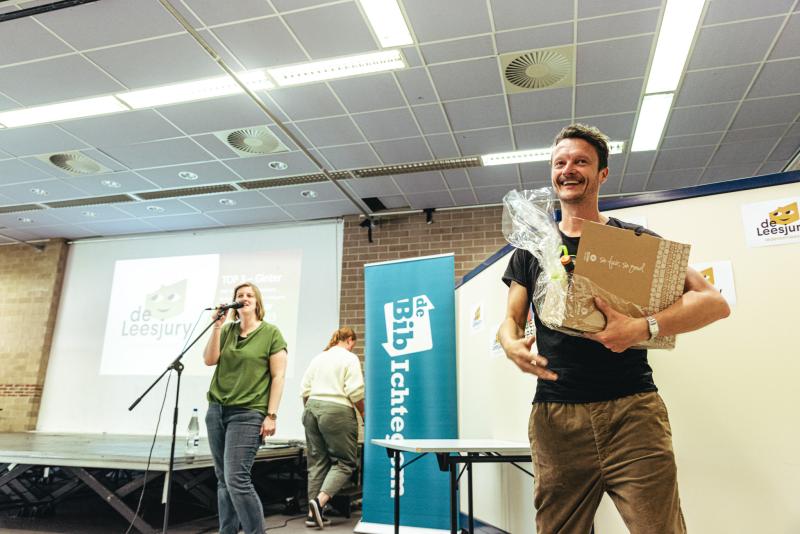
502,217,660,403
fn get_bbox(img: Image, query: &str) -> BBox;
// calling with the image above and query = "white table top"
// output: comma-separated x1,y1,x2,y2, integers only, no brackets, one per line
371,438,530,455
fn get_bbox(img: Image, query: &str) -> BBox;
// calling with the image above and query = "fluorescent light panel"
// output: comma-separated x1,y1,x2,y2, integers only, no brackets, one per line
359,0,413,47
646,0,704,93
0,96,129,128
269,50,406,87
482,142,625,166
118,71,274,109
631,93,674,152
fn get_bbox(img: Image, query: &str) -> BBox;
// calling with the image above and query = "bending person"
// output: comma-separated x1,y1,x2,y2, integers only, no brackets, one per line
301,327,365,530
202,282,288,534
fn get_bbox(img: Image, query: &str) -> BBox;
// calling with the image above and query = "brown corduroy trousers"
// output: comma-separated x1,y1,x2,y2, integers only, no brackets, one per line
528,391,687,534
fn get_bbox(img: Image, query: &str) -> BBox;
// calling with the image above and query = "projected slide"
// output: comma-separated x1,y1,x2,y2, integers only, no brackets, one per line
100,250,302,376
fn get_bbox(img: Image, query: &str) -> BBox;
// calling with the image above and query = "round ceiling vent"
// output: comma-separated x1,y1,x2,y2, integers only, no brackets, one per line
504,50,570,90
48,152,102,175
226,127,282,154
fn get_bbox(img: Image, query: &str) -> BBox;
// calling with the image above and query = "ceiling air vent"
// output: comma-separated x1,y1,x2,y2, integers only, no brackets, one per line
0,204,44,214
37,152,111,175
44,194,136,209
136,184,237,200
500,46,574,94
214,127,289,157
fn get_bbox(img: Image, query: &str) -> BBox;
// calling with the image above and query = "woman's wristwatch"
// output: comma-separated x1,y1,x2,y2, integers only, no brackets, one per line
266,412,277,421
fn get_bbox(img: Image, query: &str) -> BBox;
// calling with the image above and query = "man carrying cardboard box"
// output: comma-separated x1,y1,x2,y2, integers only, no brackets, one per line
499,124,730,533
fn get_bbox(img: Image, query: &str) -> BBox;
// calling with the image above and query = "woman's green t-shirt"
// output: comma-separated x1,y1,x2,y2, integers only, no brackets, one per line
207,321,287,414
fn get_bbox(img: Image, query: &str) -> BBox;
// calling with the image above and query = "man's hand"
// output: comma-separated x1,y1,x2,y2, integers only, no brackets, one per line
505,335,558,381
585,297,649,353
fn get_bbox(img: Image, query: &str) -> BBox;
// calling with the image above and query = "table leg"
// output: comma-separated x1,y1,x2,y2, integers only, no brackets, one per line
467,454,474,534
449,459,457,534
394,449,400,534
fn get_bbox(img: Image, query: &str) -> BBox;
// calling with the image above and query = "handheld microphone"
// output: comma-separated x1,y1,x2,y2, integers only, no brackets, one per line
205,302,245,311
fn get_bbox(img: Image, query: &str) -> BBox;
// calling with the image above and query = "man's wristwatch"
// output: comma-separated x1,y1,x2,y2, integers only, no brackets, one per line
646,316,659,340
266,412,277,421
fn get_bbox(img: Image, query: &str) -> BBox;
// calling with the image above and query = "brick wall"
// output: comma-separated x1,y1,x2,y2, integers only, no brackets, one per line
0,240,68,431
340,206,508,340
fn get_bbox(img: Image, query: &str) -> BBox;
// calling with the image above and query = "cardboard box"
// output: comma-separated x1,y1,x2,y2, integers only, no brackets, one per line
542,220,690,349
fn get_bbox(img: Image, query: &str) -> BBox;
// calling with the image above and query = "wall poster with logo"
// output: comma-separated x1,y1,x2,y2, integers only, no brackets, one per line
741,196,800,247
360,254,457,533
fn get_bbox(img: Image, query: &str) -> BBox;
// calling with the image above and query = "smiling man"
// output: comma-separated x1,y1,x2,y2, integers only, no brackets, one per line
499,124,730,533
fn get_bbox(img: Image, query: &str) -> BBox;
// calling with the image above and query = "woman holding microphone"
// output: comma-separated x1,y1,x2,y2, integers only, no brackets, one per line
203,281,288,534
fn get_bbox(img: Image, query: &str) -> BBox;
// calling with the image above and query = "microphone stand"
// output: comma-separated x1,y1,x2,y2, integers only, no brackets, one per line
128,308,226,534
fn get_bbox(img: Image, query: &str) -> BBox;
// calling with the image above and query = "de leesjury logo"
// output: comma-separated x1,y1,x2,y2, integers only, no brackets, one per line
382,295,435,357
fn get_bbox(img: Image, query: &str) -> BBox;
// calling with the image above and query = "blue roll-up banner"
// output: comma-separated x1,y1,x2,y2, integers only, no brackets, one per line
357,254,457,533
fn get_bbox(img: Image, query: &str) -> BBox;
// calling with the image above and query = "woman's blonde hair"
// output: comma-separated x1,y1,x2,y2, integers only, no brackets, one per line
325,326,357,350
229,282,265,321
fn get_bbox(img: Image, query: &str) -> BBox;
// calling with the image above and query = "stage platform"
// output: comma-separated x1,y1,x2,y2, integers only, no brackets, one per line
0,432,304,534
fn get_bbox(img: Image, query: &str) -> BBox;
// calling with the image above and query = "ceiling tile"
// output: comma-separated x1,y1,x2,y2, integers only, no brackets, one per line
46,204,133,224
0,210,63,227
425,134,462,158
269,84,346,121
450,188,478,205
577,0,660,18
577,9,658,42
652,146,715,171
703,0,794,25
118,199,197,218
413,105,451,134
329,73,406,113
508,88,572,123
467,166,519,186
661,132,724,149
182,0,274,25
619,172,648,193
444,95,508,132
688,18,783,70
758,161,788,174
320,144,381,169
0,124,88,158
429,58,503,101
624,152,656,174
474,185,514,204
136,161,241,188
666,103,737,136
191,134,240,159
731,95,800,129
393,171,448,193
519,161,550,185
574,113,635,140
85,34,221,89
283,3,377,59
341,177,402,198
491,0,573,30
282,199,357,219
405,190,455,209
513,119,570,149
66,171,158,195
211,17,307,69
0,159,55,185
295,116,364,147
206,206,292,226
767,136,800,160
19,223,99,240
676,64,759,106
156,95,273,136
724,125,786,143
352,108,421,141
35,0,183,50
647,168,703,191
376,195,408,209
75,219,158,237
495,23,573,55
0,55,124,106
748,58,800,98
0,18,71,66
144,213,222,231
442,169,471,189
577,35,652,84
401,47,423,68
0,178,86,203
769,12,800,59
403,0,492,42
396,68,439,105
455,127,512,155
371,138,432,164
100,138,212,169
60,110,183,147
576,79,643,117
421,36,495,64
180,190,274,212
699,163,761,184
270,0,333,11
710,139,780,166
223,151,319,180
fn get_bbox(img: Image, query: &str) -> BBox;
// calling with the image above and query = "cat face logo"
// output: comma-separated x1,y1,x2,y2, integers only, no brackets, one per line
473,307,481,321
145,279,187,320
701,267,715,286
768,202,798,225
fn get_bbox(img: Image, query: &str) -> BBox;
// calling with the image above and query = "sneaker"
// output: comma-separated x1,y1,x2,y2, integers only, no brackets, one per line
308,498,326,529
305,515,331,527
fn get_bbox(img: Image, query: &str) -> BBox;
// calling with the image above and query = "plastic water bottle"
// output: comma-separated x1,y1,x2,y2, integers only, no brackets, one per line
186,408,200,459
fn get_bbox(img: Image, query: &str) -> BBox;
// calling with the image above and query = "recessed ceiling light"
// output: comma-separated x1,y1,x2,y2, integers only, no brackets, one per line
268,50,406,87
17,217,33,223
82,211,96,218
146,205,166,213
178,171,199,181
218,198,237,206
30,187,48,196
0,96,129,128
481,141,625,166
631,94,674,152
645,0,705,93
300,190,318,199
358,0,413,47
268,161,288,171
101,179,122,188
